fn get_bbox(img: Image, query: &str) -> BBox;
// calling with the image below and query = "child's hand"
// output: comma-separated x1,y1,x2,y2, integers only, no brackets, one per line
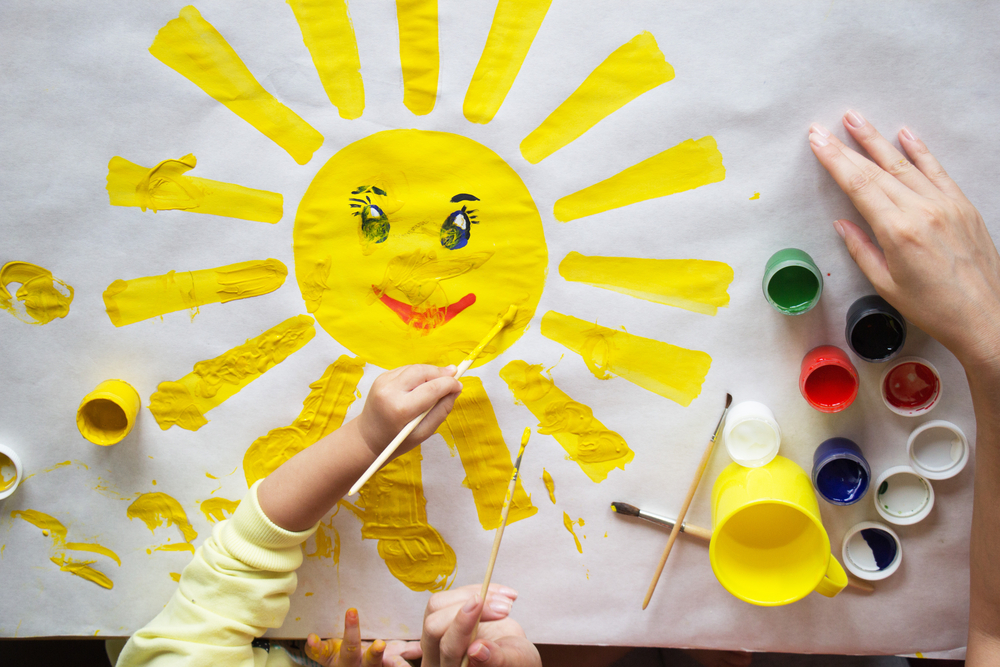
306,608,385,667
357,364,463,459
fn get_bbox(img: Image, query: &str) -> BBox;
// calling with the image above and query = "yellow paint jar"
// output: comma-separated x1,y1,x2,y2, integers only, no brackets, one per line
0,444,23,500
709,456,847,606
77,380,140,446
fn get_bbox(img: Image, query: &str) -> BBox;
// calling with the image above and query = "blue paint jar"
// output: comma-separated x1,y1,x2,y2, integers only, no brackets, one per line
811,437,871,505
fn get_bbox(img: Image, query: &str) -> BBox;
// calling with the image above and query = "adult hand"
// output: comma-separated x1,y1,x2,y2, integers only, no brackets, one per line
306,608,385,667
808,110,1000,369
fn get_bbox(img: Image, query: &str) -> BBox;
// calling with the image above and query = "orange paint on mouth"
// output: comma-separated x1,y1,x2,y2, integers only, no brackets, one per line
374,286,476,330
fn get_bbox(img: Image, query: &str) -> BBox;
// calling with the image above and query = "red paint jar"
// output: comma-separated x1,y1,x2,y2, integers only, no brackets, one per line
800,345,859,413
880,356,942,417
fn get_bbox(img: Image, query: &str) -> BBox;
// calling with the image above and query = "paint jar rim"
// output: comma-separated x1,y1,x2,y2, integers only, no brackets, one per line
811,448,871,506
873,465,935,525
799,346,859,413
76,379,141,446
841,521,902,581
762,249,824,316
880,356,942,417
723,401,781,468
907,419,969,480
845,295,907,363
0,443,24,501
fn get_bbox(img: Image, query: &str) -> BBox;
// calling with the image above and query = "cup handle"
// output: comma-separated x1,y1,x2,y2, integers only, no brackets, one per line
815,554,849,598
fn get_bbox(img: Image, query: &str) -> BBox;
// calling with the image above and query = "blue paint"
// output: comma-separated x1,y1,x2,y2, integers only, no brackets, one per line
860,528,897,570
811,437,871,506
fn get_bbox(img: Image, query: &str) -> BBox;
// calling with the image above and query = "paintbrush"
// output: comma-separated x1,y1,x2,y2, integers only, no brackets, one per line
613,500,875,593
349,305,519,496
460,427,531,667
643,393,732,610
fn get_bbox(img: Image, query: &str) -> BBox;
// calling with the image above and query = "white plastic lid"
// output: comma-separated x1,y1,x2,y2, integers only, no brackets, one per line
874,465,934,525
841,521,902,581
723,401,781,468
907,420,969,480
0,443,23,501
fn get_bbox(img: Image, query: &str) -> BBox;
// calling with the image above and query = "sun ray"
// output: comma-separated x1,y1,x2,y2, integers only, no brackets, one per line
540,311,711,406
562,511,584,553
553,136,725,222
149,315,316,431
243,355,365,486
126,492,198,554
199,497,241,523
499,360,633,483
396,0,439,115
50,556,114,590
106,155,283,223
462,0,551,124
436,377,537,530
542,468,556,503
12,509,120,589
287,0,365,119
102,259,287,327
149,6,324,165
520,32,673,163
0,261,73,325
558,252,733,316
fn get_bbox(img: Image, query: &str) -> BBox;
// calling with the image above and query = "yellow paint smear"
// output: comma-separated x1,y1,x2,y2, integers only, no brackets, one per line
563,512,584,553
542,468,556,504
11,510,119,588
750,192,760,200
437,377,537,530
243,355,365,486
106,154,282,222
288,0,364,119
521,32,674,164
396,0,438,115
463,0,551,124
499,360,633,483
199,497,240,524
558,252,733,316
541,311,712,407
103,258,287,327
150,314,316,431
127,492,198,553
0,454,16,492
51,556,113,590
170,572,182,582
553,136,725,222
353,446,455,591
0,261,73,325
306,517,340,563
149,6,323,164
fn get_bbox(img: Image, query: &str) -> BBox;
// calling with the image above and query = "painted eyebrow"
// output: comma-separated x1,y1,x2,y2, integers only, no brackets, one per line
450,193,480,203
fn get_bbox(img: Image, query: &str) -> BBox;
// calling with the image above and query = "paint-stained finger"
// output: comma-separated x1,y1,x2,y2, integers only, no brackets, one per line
839,110,939,198
898,127,969,202
362,639,385,667
810,124,916,208
306,633,341,666
341,608,363,667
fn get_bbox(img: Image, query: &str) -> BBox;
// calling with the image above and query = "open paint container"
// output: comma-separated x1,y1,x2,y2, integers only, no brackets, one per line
762,249,823,315
907,420,969,480
77,379,141,446
0,444,23,501
723,401,781,467
874,465,934,525
812,437,870,505
841,521,902,581
846,295,907,363
880,356,942,417
799,345,859,413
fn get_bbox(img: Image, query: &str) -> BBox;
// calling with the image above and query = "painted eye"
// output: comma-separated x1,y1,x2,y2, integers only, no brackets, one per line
440,208,477,250
361,204,389,244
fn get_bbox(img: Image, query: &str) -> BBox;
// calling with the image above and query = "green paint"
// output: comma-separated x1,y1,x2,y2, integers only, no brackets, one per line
767,266,819,312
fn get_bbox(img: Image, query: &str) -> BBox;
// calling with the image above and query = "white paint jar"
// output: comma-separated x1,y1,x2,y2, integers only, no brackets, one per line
722,401,781,468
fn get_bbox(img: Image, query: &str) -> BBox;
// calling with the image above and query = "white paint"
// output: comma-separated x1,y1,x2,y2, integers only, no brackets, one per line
723,401,780,467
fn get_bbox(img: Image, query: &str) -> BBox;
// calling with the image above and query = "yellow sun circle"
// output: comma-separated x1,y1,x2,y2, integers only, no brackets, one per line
293,129,547,369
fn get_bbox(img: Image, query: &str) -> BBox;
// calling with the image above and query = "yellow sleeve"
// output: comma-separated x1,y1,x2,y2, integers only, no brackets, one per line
115,481,317,667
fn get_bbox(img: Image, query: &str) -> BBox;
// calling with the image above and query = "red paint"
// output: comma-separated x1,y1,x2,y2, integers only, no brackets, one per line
375,288,476,330
883,361,939,409
800,345,859,413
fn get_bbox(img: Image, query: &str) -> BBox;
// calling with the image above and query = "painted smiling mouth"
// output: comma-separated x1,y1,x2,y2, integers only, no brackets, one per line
374,286,476,330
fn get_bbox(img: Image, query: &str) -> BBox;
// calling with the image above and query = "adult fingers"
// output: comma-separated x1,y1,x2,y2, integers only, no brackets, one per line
363,639,386,667
425,585,518,619
810,124,915,209
898,127,969,202
833,219,893,293
468,636,542,667
383,655,412,667
436,593,483,667
840,110,939,198
341,609,364,667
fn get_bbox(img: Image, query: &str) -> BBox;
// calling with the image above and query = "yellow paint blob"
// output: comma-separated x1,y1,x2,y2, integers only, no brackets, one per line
243,355,365,486
558,252,733,316
306,517,340,563
199,497,240,524
750,192,760,200
553,136,725,222
541,311,711,407
11,510,120,588
352,446,455,591
106,154,283,222
520,32,674,164
499,360,633,483
0,454,16,492
396,0,438,115
563,512,584,553
293,129,546,369
170,572,181,582
127,492,198,554
288,0,364,119
0,261,73,325
463,0,551,124
542,468,556,504
149,314,316,431
103,258,287,327
436,377,537,529
149,6,324,165
50,556,113,590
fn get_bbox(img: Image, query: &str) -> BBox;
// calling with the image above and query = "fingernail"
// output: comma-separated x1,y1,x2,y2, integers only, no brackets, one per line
833,220,846,239
470,643,491,662
809,132,829,148
462,594,481,613
845,109,866,128
496,585,519,599
901,126,916,141
809,123,830,138
347,608,359,622
489,597,512,614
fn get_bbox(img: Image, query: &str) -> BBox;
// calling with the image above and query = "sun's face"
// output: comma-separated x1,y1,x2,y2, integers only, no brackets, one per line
293,129,546,369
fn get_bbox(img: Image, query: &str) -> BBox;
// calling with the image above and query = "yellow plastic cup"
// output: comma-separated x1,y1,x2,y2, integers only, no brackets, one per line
710,455,847,606
76,379,141,446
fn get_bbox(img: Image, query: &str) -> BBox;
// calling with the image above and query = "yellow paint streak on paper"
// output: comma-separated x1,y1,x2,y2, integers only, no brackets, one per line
463,0,551,124
63,542,121,566
150,314,316,431
103,258,287,327
521,32,673,163
0,262,73,325
541,311,712,407
199,497,240,523
0,454,16,492
127,492,198,553
396,0,438,115
436,377,537,530
354,446,455,591
170,572,182,582
499,361,633,483
11,510,119,588
106,155,283,222
306,517,340,564
554,136,725,222
288,0,364,119
51,556,113,589
149,6,323,164
243,355,365,486
542,468,556,504
750,192,760,200
558,252,733,316
563,512,584,553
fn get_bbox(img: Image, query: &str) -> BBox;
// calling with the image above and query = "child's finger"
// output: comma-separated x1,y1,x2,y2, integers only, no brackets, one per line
306,633,342,666
403,375,463,414
396,364,457,392
362,639,385,667
407,392,459,443
341,608,364,667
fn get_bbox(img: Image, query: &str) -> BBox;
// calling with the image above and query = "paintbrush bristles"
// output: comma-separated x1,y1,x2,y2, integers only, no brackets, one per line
610,501,640,517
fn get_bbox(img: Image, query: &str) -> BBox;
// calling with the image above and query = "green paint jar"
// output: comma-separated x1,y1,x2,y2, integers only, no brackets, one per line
762,248,823,315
